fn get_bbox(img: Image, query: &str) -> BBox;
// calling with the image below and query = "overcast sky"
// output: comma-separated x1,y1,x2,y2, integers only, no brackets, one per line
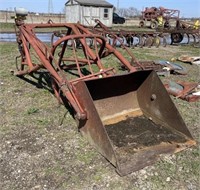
0,0,199,18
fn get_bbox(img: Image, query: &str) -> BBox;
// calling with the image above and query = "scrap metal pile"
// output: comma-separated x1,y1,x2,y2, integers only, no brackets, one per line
12,10,196,176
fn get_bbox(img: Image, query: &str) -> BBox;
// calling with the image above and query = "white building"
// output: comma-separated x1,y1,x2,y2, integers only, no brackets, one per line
65,0,114,26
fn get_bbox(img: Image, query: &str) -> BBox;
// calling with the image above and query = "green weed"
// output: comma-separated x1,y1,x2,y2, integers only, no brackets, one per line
27,107,39,115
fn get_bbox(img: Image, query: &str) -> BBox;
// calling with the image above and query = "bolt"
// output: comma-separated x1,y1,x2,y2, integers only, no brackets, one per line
151,94,157,101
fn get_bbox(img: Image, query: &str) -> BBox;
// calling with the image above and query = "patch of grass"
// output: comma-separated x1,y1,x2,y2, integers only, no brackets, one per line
179,45,200,55
46,165,65,176
76,151,97,164
27,107,39,115
0,41,199,189
150,148,200,189
0,42,17,54
0,22,15,32
36,118,49,125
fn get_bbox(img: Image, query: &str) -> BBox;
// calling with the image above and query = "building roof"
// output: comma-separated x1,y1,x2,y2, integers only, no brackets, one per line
65,0,113,8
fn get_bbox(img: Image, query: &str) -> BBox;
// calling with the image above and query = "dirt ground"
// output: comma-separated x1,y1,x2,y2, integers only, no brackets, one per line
0,42,199,190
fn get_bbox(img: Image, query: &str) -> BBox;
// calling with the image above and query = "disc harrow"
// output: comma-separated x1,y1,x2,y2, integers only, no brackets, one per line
84,19,200,48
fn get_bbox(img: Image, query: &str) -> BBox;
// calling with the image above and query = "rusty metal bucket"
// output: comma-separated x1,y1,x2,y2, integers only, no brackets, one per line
74,70,196,176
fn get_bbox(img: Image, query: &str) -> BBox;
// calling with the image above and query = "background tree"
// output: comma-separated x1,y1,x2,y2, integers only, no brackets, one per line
116,7,141,18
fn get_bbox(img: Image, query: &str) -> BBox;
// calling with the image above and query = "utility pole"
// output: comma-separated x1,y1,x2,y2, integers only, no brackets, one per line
48,0,54,15
117,0,119,10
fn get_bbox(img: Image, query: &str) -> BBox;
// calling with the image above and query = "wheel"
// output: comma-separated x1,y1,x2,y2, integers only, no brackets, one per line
139,21,145,28
164,21,170,29
119,19,125,24
171,33,184,44
150,21,157,29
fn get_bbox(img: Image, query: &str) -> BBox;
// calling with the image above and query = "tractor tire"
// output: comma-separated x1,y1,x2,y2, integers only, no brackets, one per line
150,21,158,29
164,21,171,29
139,21,145,28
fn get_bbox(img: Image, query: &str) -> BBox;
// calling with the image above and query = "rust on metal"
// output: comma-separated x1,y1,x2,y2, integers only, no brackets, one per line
164,81,200,102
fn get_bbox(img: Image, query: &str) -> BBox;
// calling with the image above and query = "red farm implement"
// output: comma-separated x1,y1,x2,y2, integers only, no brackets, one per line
139,6,180,29
12,11,196,176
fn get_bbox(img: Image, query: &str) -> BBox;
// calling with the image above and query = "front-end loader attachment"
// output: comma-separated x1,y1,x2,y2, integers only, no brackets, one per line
74,70,196,176
12,12,196,176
